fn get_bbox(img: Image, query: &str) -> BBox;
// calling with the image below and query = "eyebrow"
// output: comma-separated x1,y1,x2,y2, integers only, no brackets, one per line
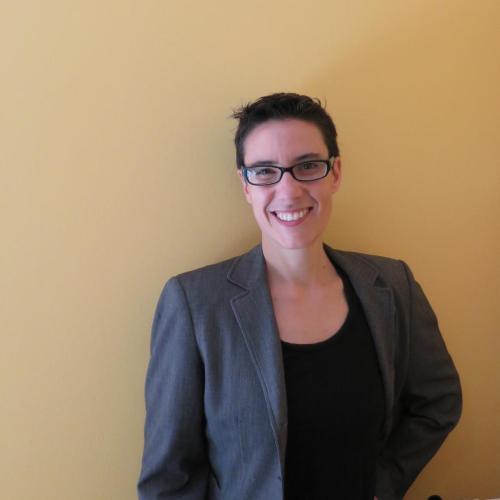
293,152,323,162
247,152,323,166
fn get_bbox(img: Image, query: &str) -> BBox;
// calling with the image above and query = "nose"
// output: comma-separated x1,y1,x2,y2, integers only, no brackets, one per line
275,170,305,198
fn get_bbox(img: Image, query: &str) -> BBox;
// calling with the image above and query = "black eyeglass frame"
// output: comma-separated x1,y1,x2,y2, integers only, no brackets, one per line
241,156,336,186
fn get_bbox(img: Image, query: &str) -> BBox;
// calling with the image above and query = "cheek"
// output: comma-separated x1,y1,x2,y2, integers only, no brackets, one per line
322,192,333,209
249,195,273,227
315,190,333,220
248,190,271,211
251,200,269,221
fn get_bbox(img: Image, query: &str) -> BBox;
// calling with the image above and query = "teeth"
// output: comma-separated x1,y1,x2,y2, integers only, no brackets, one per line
275,209,309,221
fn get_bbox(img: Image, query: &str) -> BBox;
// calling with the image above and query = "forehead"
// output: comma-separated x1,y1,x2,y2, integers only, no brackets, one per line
243,119,328,164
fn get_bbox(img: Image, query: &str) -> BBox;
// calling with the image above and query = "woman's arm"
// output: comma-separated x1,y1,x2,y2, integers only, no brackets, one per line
375,262,462,499
138,277,209,499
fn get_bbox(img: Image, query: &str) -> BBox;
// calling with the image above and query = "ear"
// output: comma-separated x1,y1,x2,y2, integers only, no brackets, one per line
237,169,252,203
329,157,342,194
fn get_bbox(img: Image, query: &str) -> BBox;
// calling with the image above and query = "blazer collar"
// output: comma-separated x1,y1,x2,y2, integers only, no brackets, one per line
227,245,287,465
227,243,395,441
226,244,266,290
327,246,396,436
227,243,383,290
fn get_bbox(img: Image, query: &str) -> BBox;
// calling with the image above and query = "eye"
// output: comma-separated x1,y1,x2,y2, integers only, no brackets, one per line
245,166,281,185
249,166,280,180
254,167,275,176
296,161,323,173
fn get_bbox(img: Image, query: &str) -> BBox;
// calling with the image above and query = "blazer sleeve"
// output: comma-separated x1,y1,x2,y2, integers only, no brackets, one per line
376,261,462,499
138,277,209,500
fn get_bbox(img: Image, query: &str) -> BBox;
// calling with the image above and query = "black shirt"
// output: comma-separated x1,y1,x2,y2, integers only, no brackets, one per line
281,264,385,500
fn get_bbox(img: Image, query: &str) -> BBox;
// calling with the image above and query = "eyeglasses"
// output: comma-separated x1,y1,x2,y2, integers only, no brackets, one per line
241,157,334,186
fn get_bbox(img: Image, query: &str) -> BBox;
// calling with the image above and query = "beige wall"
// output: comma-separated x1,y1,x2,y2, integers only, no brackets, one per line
1,1,499,498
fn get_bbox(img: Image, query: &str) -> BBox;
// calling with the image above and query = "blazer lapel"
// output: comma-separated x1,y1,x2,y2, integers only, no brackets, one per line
227,245,287,462
227,244,397,455
327,246,396,437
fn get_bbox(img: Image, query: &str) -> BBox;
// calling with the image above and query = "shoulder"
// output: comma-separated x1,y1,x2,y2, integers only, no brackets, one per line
334,248,403,268
326,246,423,306
158,247,256,308
175,254,239,287
330,246,410,279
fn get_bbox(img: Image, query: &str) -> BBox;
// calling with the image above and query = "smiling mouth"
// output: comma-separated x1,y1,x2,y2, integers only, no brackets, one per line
272,208,311,222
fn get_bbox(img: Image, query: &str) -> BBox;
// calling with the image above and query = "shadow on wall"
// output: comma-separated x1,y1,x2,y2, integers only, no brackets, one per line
303,1,496,255
298,2,499,500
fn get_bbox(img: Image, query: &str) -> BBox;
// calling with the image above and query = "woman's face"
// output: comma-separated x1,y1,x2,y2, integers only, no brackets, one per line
239,119,341,253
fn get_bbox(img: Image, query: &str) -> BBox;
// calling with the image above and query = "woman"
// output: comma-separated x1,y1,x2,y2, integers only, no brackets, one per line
138,93,461,499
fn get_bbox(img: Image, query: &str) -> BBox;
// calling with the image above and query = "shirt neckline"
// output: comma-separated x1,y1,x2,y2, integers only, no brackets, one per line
281,262,355,351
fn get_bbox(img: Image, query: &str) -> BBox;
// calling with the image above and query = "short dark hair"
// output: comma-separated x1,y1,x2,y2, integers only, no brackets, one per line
231,92,340,168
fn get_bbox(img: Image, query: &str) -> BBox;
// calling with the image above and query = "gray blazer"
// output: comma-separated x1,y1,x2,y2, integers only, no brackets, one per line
138,245,461,500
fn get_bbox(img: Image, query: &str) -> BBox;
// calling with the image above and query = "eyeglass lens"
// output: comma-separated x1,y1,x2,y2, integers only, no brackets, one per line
246,161,329,185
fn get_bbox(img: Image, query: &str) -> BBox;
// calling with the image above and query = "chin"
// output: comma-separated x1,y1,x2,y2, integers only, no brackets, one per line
265,233,322,252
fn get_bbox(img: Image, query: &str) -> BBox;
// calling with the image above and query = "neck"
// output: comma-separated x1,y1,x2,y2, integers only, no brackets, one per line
262,238,336,288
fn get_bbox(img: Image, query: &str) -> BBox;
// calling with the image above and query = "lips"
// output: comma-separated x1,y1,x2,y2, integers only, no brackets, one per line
271,207,312,225
274,208,309,221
